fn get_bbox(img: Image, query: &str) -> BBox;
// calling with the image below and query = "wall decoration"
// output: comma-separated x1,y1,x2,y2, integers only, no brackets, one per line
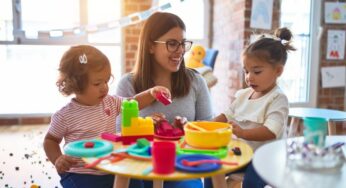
326,30,345,60
325,2,346,24
321,66,346,88
250,0,273,30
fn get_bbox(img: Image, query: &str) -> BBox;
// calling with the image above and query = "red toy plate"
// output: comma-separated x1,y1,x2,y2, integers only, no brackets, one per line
154,134,182,141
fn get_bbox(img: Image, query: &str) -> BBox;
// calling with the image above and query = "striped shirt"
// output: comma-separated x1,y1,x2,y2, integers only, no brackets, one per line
48,95,123,175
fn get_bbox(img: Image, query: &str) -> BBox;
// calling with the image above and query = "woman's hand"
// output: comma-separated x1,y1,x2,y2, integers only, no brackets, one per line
54,155,79,174
151,112,167,125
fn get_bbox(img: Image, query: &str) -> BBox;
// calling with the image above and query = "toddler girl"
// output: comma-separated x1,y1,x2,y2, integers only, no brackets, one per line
205,27,296,188
43,45,170,188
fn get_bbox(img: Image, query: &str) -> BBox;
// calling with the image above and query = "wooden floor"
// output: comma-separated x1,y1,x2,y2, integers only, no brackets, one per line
0,124,61,188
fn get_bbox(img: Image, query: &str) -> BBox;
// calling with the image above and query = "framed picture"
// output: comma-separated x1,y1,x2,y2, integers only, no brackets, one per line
325,2,346,24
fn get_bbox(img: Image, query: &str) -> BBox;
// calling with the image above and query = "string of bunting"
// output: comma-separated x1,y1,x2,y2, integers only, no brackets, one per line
21,1,185,39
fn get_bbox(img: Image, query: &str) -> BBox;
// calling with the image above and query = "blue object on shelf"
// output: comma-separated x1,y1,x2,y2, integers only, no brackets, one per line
203,49,219,70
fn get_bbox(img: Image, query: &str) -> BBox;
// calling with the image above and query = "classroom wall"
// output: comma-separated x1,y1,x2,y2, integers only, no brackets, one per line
318,0,345,111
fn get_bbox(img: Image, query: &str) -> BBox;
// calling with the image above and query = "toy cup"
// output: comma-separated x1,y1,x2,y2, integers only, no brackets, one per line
151,141,176,174
303,117,328,147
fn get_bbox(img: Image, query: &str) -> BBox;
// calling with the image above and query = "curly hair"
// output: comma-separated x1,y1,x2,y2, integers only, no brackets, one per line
56,45,111,96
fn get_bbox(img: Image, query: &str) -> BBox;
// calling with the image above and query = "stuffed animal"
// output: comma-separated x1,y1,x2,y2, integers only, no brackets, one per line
186,45,206,69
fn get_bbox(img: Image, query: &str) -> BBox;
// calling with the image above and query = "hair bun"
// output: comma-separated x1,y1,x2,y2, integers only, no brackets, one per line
274,27,293,41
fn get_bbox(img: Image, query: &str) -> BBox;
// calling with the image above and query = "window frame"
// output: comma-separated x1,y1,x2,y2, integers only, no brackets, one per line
289,0,320,107
0,0,121,46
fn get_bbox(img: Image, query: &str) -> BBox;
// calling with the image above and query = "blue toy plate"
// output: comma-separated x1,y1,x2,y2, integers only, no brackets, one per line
175,154,221,173
64,139,113,157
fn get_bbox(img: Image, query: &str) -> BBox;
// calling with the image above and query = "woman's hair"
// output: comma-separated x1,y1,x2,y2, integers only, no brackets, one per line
132,12,193,98
243,27,296,66
57,45,111,96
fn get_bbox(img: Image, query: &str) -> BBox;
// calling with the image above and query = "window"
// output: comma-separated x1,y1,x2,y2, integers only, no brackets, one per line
278,0,321,107
157,0,209,47
0,0,121,115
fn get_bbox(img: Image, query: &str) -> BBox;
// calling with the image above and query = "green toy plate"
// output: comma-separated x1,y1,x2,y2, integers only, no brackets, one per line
64,139,113,157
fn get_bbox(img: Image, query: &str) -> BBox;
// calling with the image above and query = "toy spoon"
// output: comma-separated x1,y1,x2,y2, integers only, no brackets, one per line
181,159,238,167
186,122,207,132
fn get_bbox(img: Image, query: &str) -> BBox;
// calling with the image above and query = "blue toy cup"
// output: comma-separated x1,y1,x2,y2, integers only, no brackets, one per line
303,117,327,147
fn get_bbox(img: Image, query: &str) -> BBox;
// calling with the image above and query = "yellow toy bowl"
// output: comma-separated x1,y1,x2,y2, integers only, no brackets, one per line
184,121,232,149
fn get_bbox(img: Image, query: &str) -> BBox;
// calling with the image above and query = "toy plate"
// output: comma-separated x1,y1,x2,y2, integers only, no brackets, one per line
64,139,113,158
175,154,221,173
154,134,182,141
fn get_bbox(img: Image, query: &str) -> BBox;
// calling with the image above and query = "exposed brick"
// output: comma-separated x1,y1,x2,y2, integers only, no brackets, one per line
0,118,19,126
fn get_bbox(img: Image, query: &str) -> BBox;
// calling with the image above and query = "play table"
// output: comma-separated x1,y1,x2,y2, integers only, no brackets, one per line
83,138,253,188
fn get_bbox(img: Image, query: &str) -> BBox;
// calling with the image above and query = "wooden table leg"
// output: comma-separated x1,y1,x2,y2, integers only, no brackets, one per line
328,121,336,135
153,180,163,188
113,175,130,188
212,174,227,188
288,117,300,137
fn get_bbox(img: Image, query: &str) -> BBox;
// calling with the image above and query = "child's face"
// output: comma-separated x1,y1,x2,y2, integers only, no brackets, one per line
75,66,111,106
242,56,283,97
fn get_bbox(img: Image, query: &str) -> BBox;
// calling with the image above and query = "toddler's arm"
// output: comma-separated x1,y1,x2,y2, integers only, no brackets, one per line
231,120,276,141
212,113,228,122
134,86,171,109
43,133,78,173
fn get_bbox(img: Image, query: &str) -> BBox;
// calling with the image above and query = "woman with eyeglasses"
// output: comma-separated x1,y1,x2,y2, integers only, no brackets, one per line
115,12,212,188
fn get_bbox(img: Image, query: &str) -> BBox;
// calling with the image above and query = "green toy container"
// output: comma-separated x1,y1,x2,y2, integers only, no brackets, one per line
303,117,327,147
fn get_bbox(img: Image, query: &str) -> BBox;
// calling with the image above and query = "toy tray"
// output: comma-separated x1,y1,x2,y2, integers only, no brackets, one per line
176,138,228,159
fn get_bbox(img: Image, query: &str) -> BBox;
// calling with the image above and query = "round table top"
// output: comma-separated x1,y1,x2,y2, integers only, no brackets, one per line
289,107,346,121
253,136,346,188
83,138,253,181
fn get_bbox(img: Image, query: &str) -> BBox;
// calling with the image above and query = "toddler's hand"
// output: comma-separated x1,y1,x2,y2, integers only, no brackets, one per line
54,155,79,174
229,120,244,138
150,86,171,104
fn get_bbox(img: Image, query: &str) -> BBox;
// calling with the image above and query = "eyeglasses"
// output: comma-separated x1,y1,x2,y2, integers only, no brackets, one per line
154,39,193,52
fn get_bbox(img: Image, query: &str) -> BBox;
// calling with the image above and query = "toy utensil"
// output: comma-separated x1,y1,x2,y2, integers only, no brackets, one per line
181,159,238,167
142,166,153,175
186,122,207,132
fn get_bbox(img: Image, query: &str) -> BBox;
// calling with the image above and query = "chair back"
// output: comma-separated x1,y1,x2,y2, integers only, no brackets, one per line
203,49,219,70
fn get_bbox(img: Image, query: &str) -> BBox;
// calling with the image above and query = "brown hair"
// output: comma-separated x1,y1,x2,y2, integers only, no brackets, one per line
244,27,296,66
132,12,194,98
57,45,111,96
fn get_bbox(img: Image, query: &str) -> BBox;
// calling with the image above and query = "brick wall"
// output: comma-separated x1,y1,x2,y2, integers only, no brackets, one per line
318,0,345,111
210,0,280,115
122,0,152,73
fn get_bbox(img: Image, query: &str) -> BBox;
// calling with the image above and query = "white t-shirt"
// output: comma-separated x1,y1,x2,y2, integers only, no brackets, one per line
224,86,289,151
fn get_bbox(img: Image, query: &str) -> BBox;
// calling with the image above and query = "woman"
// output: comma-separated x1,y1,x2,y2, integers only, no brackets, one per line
116,12,213,188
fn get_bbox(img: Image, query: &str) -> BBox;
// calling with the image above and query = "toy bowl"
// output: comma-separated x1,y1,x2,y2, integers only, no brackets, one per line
184,121,232,149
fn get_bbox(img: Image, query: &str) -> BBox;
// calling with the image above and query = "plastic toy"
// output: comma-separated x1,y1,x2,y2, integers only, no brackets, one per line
186,45,206,69
176,138,228,158
64,139,113,157
175,154,222,173
114,99,154,144
181,159,238,167
184,121,232,149
155,91,172,105
154,117,185,140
